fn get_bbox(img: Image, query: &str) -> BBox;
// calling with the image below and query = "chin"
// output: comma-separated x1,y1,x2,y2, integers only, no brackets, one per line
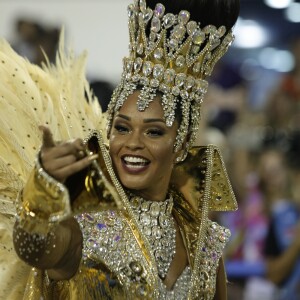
119,177,147,191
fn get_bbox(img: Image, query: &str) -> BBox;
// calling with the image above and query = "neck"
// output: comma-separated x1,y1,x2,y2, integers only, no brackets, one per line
128,189,168,202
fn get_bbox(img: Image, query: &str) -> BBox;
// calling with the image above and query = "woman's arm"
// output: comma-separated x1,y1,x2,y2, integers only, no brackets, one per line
265,230,300,285
13,217,82,280
13,126,97,280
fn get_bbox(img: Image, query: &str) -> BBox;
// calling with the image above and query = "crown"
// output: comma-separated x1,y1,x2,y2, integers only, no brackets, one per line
107,0,234,153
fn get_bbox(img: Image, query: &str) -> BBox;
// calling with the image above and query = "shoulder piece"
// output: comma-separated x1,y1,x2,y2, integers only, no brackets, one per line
171,145,237,213
171,145,236,298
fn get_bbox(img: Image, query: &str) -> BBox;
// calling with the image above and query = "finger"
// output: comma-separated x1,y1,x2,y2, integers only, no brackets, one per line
43,140,85,160
72,138,85,150
39,125,55,148
76,150,86,160
44,154,78,171
54,154,99,181
72,139,87,158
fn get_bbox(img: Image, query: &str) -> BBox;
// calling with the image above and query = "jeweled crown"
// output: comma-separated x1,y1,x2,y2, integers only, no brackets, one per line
107,0,234,152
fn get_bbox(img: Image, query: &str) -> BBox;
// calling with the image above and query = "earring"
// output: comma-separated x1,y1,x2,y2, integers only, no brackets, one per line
104,142,110,150
175,149,188,163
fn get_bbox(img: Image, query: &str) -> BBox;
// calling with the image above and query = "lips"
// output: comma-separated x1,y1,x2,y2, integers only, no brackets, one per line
121,155,150,172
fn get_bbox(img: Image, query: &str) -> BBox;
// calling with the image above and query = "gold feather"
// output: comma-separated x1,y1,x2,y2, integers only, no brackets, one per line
0,32,106,299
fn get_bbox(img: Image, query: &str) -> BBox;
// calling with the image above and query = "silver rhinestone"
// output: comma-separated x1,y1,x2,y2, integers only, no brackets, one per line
193,30,205,45
175,55,185,67
137,43,144,54
143,8,153,23
154,48,164,60
153,64,164,80
172,24,186,40
178,10,190,24
151,16,161,33
154,3,165,18
163,13,176,29
142,61,153,76
187,21,198,36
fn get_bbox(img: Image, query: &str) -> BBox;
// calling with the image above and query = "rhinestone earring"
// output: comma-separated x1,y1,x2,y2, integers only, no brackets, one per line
175,149,188,163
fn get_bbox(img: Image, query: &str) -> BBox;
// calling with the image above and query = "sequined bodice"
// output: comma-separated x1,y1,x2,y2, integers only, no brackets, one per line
76,208,231,300
76,210,191,299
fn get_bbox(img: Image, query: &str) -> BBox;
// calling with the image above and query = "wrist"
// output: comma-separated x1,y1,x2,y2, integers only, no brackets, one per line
16,153,71,235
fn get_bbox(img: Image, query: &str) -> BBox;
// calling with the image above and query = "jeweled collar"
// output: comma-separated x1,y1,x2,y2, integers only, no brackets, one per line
128,192,176,279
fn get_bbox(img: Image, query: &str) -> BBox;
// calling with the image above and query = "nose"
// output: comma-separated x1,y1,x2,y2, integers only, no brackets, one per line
125,131,144,150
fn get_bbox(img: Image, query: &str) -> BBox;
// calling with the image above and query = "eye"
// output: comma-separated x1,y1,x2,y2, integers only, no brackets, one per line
146,128,164,137
114,124,129,134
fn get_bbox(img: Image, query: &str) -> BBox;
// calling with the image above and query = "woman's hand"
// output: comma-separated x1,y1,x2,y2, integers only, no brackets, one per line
39,125,98,183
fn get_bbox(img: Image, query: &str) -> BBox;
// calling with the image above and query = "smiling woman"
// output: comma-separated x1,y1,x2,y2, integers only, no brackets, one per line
0,0,239,299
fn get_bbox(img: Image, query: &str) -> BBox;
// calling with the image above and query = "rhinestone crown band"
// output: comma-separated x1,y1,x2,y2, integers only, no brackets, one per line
107,0,234,151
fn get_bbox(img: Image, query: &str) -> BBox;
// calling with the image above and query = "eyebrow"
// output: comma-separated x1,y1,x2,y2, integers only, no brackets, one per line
116,114,130,121
143,118,165,124
116,114,165,124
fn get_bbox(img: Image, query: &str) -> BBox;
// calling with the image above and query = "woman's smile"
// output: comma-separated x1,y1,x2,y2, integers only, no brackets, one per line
121,154,150,173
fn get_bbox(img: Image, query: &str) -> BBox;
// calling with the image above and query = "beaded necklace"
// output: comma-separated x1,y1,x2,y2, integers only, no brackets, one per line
129,193,176,279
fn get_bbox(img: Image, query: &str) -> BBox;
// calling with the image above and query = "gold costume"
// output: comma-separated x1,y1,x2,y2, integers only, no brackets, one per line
16,131,236,299
0,1,238,298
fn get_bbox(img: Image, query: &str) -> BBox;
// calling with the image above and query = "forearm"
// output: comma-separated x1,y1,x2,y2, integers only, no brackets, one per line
266,242,300,285
13,217,82,279
13,156,82,279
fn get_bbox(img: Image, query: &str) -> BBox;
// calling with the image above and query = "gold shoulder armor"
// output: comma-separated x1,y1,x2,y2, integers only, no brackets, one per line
171,145,237,213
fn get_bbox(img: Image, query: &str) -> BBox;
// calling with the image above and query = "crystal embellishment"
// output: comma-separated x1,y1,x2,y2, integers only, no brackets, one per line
178,10,190,24
163,13,176,29
129,194,176,279
154,3,165,18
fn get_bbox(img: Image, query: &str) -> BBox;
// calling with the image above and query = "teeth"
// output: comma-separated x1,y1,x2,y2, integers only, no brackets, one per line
123,156,149,165
124,164,146,169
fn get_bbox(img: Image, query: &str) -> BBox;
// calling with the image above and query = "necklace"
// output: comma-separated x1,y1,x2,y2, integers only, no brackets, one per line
129,193,176,279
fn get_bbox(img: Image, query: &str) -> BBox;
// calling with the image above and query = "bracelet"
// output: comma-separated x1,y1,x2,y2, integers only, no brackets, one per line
15,153,71,235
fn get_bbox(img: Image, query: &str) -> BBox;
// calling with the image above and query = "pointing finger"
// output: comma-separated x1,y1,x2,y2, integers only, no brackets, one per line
39,125,55,148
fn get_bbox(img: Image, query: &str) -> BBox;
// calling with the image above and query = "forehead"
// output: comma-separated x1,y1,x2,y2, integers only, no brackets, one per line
118,90,164,118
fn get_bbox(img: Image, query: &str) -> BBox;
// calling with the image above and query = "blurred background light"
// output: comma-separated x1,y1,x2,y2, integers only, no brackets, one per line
285,2,300,22
259,47,295,72
234,19,269,48
259,47,278,69
264,0,293,9
239,58,261,81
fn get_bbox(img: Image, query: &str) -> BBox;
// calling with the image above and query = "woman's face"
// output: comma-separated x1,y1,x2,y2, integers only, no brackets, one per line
259,150,287,191
109,90,179,201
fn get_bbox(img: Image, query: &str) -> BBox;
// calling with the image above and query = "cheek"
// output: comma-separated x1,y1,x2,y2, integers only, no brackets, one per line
109,134,122,158
151,140,176,164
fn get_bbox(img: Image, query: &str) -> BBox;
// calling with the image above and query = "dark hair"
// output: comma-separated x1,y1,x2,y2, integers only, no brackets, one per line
145,0,240,134
146,0,240,32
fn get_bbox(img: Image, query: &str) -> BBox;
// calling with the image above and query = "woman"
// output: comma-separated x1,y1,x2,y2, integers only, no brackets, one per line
260,149,300,300
1,0,239,299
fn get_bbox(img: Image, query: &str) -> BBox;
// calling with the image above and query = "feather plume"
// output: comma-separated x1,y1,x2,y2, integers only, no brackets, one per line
0,32,106,299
